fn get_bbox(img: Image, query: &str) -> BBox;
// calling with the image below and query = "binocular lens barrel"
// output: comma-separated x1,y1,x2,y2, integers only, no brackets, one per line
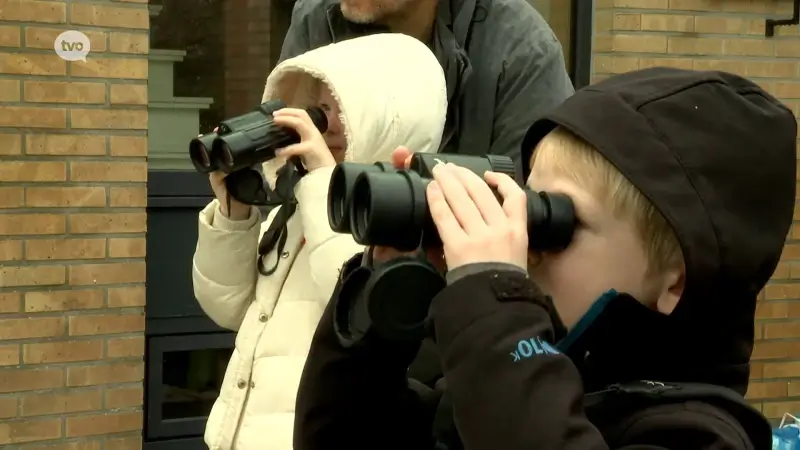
350,170,430,251
327,162,396,233
327,153,576,252
188,101,327,176
189,134,218,174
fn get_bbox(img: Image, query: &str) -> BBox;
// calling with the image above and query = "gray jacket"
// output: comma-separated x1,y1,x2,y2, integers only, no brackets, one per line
279,0,574,170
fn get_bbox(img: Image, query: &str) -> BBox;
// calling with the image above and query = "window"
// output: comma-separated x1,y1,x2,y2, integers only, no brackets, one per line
531,0,574,78
147,0,585,171
148,0,292,170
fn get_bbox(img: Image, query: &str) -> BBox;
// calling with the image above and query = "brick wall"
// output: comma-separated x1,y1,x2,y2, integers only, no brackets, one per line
224,0,274,117
593,0,800,419
0,0,148,447
223,0,294,117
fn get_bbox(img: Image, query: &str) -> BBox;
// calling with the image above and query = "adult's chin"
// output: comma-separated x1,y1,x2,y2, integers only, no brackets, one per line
339,1,378,23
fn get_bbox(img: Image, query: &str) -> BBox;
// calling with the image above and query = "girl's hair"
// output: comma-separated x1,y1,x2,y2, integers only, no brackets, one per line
530,126,683,275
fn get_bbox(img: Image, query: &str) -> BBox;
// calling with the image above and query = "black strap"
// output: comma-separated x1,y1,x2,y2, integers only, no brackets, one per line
583,380,750,410
256,159,304,276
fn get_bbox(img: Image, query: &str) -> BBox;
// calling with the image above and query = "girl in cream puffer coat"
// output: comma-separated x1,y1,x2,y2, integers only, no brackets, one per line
192,33,448,450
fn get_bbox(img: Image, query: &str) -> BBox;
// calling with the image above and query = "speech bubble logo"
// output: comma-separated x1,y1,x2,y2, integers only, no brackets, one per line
54,30,91,62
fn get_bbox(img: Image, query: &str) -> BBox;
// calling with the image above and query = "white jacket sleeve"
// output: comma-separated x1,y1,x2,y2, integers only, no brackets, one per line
294,166,365,303
192,199,263,331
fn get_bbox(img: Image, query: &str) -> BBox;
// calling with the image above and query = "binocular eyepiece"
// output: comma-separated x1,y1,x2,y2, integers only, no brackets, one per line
327,153,576,252
189,99,328,175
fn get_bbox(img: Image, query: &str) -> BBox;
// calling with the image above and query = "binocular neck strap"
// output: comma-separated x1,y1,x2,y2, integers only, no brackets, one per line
256,165,301,276
257,201,296,276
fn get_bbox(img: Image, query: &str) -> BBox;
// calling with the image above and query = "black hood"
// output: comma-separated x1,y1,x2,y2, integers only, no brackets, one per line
521,68,797,398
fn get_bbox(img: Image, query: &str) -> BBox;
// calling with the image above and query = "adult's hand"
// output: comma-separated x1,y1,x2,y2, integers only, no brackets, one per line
272,108,336,172
427,163,528,271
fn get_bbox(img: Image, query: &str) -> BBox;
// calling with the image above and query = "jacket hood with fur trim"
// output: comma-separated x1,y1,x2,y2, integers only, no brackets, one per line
260,33,448,184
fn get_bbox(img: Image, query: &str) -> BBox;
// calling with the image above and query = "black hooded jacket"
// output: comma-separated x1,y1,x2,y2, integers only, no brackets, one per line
292,68,798,450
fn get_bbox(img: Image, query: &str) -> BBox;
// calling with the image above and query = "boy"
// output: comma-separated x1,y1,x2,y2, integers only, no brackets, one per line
292,67,797,449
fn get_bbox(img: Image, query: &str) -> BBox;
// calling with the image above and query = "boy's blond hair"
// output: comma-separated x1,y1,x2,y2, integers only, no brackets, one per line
531,127,683,275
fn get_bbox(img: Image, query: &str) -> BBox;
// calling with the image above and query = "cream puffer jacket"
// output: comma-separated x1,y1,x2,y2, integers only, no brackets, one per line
192,33,447,450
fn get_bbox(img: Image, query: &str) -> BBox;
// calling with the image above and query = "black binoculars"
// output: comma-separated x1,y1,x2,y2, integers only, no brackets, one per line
327,153,576,252
189,100,328,205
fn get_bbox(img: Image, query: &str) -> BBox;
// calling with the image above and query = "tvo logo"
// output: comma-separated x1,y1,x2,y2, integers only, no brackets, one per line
54,30,91,62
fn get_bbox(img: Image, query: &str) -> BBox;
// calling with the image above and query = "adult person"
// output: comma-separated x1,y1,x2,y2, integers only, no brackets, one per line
278,0,575,386
277,0,575,167
193,34,447,450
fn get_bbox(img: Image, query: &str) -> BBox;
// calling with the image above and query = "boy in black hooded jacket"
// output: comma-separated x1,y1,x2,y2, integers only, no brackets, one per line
291,67,798,449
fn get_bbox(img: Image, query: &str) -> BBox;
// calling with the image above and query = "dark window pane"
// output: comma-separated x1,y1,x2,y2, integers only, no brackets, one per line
148,0,293,170
162,347,233,420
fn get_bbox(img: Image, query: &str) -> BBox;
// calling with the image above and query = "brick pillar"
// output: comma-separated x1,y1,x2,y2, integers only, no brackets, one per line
592,0,800,420
0,0,148,446
224,0,273,117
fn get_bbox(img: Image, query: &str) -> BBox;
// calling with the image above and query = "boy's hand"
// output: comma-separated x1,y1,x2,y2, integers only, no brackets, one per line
427,163,528,271
272,108,336,172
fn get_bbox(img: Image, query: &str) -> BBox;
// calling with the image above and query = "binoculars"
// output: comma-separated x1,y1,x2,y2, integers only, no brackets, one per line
189,100,328,205
327,153,576,252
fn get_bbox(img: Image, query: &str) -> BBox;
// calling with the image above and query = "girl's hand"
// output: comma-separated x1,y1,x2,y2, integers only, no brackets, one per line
272,108,336,172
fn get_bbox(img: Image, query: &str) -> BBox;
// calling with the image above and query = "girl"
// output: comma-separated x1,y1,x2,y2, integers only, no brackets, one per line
192,33,448,450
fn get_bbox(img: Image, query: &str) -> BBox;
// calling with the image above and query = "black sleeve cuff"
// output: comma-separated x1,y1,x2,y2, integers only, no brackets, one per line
431,270,566,347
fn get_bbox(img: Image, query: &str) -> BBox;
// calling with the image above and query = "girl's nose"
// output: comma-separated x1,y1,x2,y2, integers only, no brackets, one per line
326,113,342,134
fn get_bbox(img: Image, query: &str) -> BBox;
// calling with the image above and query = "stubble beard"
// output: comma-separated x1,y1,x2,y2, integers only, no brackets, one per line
340,0,410,25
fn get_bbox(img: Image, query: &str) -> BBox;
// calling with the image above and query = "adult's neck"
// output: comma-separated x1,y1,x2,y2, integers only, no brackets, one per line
382,0,438,42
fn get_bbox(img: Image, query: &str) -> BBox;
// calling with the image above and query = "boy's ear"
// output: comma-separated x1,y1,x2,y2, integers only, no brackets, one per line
656,263,685,315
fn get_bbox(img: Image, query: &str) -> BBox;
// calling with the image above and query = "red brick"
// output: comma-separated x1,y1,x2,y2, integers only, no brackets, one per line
107,336,144,358
23,340,104,364
24,289,104,313
0,265,66,287
109,187,146,207
105,386,142,408
69,161,146,182
0,397,16,419
68,313,144,336
0,419,62,444
0,345,20,366
0,214,64,235
747,380,788,399
109,135,146,156
0,0,66,23
25,238,106,261
105,436,142,450
68,213,146,234
0,368,63,393
66,411,142,437
66,361,144,387
26,187,106,208
108,237,145,258
0,239,23,261
0,293,21,313
68,262,145,285
107,286,145,308
0,162,65,182
0,317,64,340
26,134,106,156
0,187,23,208
21,389,102,416
0,133,21,155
